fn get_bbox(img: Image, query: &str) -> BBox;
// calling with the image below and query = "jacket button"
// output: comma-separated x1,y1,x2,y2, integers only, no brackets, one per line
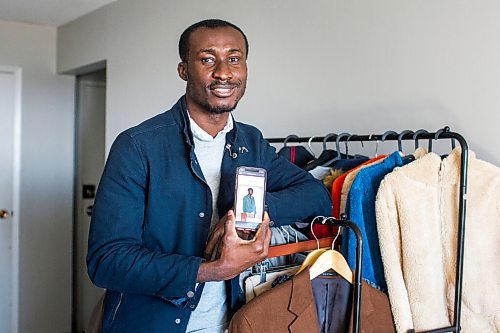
175,318,181,324
198,212,205,218
187,291,194,298
190,304,196,309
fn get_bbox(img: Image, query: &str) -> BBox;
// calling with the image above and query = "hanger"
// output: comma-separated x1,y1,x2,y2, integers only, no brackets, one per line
303,133,338,171
295,216,328,275
412,129,430,151
307,136,317,158
381,130,398,152
308,224,353,283
283,134,299,147
381,130,398,142
397,130,414,153
369,134,379,157
323,132,351,166
278,134,315,168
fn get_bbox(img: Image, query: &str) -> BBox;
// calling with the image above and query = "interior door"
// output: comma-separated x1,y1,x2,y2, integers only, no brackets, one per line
0,68,20,333
74,70,106,332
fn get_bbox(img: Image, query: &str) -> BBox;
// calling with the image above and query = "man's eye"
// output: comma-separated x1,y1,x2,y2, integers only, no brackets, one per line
228,57,240,63
201,57,215,64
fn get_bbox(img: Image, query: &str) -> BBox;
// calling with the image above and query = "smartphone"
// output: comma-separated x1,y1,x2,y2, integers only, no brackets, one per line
234,166,267,230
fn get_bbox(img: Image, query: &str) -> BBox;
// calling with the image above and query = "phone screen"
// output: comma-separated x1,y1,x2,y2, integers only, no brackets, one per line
234,167,266,230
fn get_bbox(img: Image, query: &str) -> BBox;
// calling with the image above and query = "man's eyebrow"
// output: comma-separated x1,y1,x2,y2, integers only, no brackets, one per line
198,48,216,54
197,48,243,54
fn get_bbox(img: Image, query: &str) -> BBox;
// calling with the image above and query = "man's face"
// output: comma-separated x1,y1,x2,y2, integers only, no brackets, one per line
178,26,248,114
248,189,253,196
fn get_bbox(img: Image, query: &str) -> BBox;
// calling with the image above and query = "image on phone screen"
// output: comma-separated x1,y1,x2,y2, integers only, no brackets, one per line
234,167,266,230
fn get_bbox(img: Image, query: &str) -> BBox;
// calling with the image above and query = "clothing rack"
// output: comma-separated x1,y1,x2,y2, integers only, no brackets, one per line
266,126,469,333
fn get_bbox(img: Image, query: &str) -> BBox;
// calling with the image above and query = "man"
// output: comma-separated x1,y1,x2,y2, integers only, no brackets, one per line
87,19,331,333
242,188,256,218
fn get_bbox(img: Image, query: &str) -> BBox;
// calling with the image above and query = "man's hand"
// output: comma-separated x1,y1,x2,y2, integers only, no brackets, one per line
204,211,253,260
198,210,271,282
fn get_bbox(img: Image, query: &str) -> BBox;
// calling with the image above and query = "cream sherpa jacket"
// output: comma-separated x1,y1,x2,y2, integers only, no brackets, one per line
376,148,500,333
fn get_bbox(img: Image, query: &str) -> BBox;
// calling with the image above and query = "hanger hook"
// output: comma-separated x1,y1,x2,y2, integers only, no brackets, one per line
381,130,398,151
283,134,299,148
331,226,342,250
310,216,325,249
369,134,380,157
322,133,337,150
335,133,351,156
307,136,317,158
397,130,414,153
280,226,290,243
412,129,429,150
345,134,356,159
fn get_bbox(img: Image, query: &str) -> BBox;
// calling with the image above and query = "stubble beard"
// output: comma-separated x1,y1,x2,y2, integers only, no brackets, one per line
187,79,246,115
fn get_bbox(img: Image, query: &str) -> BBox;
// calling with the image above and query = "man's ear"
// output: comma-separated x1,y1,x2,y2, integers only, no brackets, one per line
177,62,188,81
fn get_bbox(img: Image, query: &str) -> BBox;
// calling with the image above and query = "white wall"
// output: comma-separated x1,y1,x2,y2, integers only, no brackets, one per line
58,0,500,163
0,20,74,333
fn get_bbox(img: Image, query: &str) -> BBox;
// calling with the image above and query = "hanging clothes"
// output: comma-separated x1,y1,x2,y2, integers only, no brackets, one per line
230,270,319,333
342,151,404,291
376,148,500,333
230,269,395,333
342,149,427,290
331,155,387,219
339,157,387,218
278,145,315,169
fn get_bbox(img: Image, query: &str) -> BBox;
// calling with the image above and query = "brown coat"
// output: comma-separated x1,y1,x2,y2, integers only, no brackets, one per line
229,270,394,333
230,270,319,333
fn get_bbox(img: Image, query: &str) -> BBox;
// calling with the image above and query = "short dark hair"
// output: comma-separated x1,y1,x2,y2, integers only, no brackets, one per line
178,19,249,62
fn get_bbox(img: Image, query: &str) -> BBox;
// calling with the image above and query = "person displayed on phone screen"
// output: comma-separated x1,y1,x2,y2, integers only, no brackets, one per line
242,188,256,218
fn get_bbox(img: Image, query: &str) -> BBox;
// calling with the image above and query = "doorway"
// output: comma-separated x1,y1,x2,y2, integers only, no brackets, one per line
73,69,106,332
0,66,21,333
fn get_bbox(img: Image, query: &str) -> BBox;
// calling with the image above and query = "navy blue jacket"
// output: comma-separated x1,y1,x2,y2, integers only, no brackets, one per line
87,96,332,333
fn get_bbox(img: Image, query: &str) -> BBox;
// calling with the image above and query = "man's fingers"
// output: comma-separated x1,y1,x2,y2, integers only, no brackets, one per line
263,211,270,221
253,216,270,244
223,210,239,238
204,231,219,259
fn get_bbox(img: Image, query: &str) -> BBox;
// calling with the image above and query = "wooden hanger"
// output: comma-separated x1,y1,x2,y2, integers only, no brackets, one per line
308,227,353,283
308,250,353,283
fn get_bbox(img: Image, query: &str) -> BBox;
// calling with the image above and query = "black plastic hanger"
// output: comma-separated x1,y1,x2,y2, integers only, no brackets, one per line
278,134,315,168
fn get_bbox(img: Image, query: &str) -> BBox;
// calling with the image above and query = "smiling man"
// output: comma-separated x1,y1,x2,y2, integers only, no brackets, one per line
87,19,331,333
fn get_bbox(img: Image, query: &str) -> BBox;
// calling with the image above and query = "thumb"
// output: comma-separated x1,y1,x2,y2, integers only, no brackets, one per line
263,211,270,223
224,210,237,236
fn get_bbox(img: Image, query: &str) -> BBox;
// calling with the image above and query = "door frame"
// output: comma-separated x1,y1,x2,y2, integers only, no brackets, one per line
0,65,22,333
73,71,107,332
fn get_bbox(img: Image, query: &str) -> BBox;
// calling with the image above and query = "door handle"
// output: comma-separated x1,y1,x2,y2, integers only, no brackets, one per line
0,210,11,219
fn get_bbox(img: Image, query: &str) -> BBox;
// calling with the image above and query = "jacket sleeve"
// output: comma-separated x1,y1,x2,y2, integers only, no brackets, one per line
86,133,202,306
259,135,332,226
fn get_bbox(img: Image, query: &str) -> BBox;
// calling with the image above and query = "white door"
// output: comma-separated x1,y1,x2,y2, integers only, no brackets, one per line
75,71,106,332
0,67,21,333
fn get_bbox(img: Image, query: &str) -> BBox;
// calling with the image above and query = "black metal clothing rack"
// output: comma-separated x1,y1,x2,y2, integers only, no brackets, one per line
266,127,468,333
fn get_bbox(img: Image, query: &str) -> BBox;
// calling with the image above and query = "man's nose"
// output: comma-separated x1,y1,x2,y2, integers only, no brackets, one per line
212,60,232,81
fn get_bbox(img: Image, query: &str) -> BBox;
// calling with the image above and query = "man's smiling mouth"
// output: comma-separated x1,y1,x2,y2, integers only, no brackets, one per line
210,85,237,98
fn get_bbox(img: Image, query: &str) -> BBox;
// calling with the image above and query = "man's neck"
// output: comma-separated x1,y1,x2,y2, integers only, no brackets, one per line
186,103,230,138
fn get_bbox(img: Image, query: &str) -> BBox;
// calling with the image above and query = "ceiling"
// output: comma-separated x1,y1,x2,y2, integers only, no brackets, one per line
0,0,118,26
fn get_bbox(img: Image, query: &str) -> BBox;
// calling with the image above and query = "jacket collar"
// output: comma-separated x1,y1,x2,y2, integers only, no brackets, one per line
171,95,239,149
